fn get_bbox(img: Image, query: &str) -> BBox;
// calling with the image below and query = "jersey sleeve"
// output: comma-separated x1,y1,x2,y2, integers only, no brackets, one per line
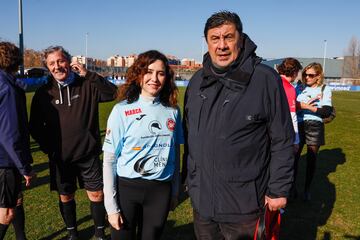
296,91,307,103
102,104,124,155
322,86,332,106
175,107,184,145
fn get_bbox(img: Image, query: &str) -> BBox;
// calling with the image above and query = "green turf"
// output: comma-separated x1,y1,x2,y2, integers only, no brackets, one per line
4,89,360,239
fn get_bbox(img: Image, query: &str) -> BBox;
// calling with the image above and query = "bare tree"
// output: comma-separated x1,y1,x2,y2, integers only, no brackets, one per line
343,36,360,80
24,48,42,68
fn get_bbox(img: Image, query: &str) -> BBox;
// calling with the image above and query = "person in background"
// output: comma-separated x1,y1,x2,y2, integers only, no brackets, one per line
103,50,183,240
182,11,294,239
29,46,117,240
276,57,303,198
0,41,35,240
295,62,332,201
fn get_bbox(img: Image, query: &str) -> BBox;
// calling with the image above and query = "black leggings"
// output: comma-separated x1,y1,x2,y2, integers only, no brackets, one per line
111,177,171,240
294,143,320,192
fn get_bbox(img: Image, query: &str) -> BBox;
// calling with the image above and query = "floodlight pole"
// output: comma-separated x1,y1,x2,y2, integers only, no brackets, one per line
323,40,327,79
18,0,24,76
85,32,88,69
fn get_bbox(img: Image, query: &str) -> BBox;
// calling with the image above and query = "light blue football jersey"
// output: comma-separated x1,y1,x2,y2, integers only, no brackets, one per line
296,85,332,122
103,95,184,181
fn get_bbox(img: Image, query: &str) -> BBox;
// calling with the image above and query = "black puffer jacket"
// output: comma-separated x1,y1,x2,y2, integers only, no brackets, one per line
183,34,294,222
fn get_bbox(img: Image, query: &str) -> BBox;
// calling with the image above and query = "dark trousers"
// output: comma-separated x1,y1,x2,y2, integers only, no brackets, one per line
111,177,171,240
193,210,257,240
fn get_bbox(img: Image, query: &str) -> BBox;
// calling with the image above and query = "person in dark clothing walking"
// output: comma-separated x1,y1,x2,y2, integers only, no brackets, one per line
29,46,117,240
182,11,295,239
0,41,35,240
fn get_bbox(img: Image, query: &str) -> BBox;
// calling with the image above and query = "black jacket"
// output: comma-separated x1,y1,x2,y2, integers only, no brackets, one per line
0,70,33,175
29,71,117,162
183,34,294,222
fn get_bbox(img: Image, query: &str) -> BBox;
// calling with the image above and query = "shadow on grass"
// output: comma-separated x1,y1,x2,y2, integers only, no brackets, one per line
30,140,42,153
161,190,194,239
38,215,93,240
343,235,360,240
280,147,346,240
21,162,50,190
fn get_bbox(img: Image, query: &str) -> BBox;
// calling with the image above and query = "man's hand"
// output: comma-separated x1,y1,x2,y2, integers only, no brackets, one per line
23,170,36,187
108,212,123,230
265,195,287,211
70,61,87,77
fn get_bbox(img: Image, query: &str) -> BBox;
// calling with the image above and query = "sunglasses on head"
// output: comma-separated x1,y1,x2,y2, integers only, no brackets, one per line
304,73,318,78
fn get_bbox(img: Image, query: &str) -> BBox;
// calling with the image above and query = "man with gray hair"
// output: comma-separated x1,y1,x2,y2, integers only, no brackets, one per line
183,11,294,239
29,46,117,240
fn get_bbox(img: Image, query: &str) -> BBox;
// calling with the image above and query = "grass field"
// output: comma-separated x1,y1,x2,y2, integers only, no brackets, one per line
4,89,360,240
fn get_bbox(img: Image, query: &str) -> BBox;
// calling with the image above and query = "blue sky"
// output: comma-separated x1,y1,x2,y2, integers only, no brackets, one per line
1,0,359,62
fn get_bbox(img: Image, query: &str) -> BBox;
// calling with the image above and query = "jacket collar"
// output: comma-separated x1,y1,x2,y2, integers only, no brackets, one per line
48,71,79,88
200,33,261,91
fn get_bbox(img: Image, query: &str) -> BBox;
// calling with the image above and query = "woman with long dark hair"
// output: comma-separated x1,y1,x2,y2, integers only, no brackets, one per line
102,50,183,239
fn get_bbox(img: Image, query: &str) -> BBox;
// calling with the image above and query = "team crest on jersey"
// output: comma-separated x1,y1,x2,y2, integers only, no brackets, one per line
125,108,142,116
166,118,175,131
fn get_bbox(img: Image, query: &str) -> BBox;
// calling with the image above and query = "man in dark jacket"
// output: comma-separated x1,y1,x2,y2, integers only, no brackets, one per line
183,11,295,239
0,41,34,240
29,46,117,240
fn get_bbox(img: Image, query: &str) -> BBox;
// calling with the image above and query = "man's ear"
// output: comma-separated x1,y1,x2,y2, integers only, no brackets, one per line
238,33,244,49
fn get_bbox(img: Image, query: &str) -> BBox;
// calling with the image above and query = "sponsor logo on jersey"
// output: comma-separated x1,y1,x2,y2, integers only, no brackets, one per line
166,118,175,131
133,155,168,176
148,120,162,134
144,143,172,148
132,146,141,151
125,108,142,116
136,114,146,121
134,155,156,176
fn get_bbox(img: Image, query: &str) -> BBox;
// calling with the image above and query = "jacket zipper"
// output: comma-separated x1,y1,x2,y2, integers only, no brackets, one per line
197,93,207,133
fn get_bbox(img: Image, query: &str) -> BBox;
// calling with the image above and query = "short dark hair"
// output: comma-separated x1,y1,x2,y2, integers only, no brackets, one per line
277,58,303,77
204,11,243,40
42,45,71,67
0,41,22,73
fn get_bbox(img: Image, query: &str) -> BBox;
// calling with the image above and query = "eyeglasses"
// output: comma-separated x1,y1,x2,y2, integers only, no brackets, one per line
304,73,318,78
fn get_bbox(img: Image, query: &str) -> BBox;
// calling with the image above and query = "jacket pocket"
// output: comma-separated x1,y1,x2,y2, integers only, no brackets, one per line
61,129,97,161
215,179,260,215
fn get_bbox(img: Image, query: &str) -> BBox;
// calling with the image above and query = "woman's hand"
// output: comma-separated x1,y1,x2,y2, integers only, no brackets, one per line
108,212,124,230
300,101,317,112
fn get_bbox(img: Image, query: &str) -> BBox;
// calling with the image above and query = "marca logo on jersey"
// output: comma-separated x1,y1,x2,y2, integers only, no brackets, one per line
125,108,142,116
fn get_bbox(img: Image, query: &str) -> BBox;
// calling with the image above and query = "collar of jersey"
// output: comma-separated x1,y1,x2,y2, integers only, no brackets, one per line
139,94,161,105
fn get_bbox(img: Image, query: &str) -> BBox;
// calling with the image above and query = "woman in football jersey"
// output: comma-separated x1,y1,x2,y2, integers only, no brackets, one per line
296,62,333,201
102,50,183,240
